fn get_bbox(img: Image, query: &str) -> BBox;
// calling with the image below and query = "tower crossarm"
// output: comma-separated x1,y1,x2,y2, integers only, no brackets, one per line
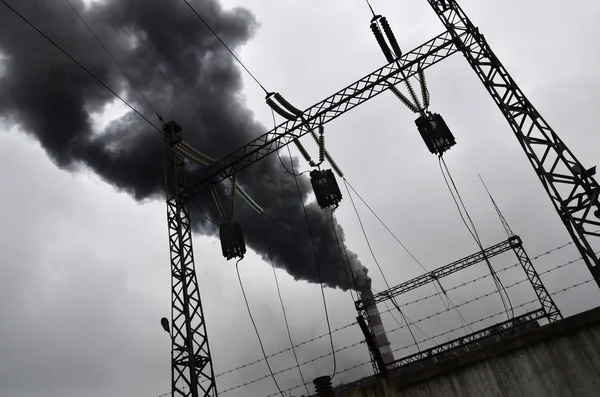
185,30,464,197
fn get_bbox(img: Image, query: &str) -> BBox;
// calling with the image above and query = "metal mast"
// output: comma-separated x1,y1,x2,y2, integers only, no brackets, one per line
164,121,217,397
428,0,600,287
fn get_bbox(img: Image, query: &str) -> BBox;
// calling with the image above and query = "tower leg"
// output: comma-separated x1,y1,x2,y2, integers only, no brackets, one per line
511,237,562,322
428,0,600,288
164,121,217,397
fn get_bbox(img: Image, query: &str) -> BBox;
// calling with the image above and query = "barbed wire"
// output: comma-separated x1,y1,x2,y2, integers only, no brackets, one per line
263,277,595,397
225,263,595,395
219,339,366,394
213,247,592,389
376,242,582,316
213,321,356,379
216,239,581,382
156,241,592,396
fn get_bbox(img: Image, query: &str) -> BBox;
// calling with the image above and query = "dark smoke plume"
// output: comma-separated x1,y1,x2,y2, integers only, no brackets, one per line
0,0,370,290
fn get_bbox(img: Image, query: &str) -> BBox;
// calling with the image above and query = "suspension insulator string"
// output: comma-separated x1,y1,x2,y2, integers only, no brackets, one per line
266,96,297,121
379,16,402,58
404,77,422,112
293,139,314,165
418,68,430,109
237,184,264,214
273,93,303,117
318,125,325,163
370,22,394,63
388,83,420,113
229,174,237,218
210,185,227,220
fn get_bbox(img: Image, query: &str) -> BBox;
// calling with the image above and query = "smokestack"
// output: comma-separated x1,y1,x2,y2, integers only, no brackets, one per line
359,289,395,365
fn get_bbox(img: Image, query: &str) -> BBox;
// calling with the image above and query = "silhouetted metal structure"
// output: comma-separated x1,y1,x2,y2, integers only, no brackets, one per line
164,121,217,397
355,235,560,373
163,1,599,395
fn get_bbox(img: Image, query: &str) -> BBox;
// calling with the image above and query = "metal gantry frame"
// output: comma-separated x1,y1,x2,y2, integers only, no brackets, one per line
163,1,599,395
354,235,560,374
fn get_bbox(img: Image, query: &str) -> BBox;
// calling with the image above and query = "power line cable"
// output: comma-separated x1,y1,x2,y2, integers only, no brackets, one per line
342,178,421,352
438,156,514,320
441,158,514,320
0,0,164,136
364,0,377,18
287,144,337,379
261,215,311,396
63,0,164,123
181,0,268,94
204,244,589,385
235,258,284,396
205,250,593,397
343,177,472,332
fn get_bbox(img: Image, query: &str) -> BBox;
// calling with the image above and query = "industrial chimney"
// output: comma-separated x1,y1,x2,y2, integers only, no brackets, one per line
359,289,395,365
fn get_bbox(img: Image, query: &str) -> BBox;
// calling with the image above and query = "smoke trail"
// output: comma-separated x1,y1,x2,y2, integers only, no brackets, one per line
0,0,370,290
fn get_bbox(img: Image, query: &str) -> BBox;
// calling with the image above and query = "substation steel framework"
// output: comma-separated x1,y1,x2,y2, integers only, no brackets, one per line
355,235,561,375
163,1,600,396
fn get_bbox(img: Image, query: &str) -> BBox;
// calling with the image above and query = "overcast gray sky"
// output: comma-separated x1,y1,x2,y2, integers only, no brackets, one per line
1,0,599,396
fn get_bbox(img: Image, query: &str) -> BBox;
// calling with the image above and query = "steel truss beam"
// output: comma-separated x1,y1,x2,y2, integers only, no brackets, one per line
428,0,600,287
511,237,562,322
387,309,546,371
184,30,464,197
356,237,519,311
164,122,217,397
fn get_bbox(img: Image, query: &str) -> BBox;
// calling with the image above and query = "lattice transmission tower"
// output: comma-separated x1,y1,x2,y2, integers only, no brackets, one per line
162,1,600,396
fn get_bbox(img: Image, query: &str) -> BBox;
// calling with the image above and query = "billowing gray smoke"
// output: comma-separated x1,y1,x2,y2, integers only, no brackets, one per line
0,0,370,290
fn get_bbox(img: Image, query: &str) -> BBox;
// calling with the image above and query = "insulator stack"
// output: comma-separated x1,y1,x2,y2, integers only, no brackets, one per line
229,175,237,217
404,78,422,111
266,96,297,121
388,83,419,113
418,68,430,108
210,185,227,219
310,169,343,209
313,376,334,397
274,93,303,116
379,17,402,58
328,155,344,177
293,139,313,164
219,222,246,260
237,185,263,214
370,22,394,63
318,125,325,163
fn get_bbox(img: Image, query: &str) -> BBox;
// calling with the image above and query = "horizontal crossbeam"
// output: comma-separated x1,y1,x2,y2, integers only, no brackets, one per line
356,236,521,311
184,30,466,198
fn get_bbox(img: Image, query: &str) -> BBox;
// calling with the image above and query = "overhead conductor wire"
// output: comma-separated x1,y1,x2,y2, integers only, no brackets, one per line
438,156,515,320
262,215,311,396
236,257,285,396
64,0,164,123
343,178,473,332
287,143,338,379
181,0,268,94
0,0,164,136
342,178,421,351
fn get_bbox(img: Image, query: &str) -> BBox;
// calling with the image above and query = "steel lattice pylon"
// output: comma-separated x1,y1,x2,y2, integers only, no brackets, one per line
164,121,217,397
428,0,600,286
163,1,600,394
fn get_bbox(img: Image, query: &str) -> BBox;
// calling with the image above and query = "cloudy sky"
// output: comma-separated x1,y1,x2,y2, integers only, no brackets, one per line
1,0,599,396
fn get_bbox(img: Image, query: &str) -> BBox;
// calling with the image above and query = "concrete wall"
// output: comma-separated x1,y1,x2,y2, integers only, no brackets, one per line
341,307,600,397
